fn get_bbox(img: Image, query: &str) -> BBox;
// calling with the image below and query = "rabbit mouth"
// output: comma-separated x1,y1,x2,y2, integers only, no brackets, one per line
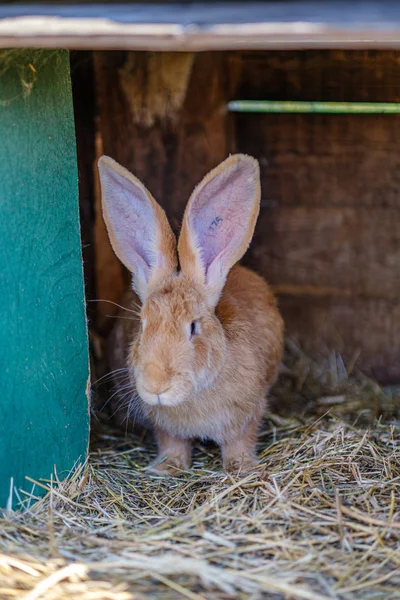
137,384,190,408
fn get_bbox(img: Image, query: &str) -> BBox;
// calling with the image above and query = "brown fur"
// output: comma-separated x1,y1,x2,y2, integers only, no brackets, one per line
101,155,284,475
109,266,283,474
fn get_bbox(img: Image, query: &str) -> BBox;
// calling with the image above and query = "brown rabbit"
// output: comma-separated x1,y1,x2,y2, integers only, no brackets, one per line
98,154,283,475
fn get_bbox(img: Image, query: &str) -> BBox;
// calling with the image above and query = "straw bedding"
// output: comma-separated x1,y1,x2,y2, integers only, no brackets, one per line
1,343,399,600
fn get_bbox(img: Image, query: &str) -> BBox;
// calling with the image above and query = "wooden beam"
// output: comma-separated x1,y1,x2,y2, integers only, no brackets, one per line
0,50,90,509
2,2,400,50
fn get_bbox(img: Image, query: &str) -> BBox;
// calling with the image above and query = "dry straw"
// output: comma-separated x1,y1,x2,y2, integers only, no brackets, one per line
1,342,399,599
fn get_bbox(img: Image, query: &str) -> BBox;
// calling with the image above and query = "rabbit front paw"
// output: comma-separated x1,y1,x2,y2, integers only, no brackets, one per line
151,427,192,476
149,454,191,476
223,454,258,474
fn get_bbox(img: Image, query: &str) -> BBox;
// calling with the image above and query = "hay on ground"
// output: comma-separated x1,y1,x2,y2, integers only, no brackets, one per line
1,342,399,600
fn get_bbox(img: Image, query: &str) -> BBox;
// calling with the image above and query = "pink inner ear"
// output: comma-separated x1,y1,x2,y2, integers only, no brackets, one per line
103,167,156,277
189,161,257,271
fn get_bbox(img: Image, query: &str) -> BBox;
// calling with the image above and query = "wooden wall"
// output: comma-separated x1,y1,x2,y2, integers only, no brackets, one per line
77,50,400,383
236,51,400,384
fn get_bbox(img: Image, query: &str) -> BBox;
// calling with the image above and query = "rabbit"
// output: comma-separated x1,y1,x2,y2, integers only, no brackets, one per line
98,154,284,475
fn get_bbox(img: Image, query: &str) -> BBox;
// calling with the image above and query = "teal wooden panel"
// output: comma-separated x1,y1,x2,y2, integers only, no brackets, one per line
0,50,89,509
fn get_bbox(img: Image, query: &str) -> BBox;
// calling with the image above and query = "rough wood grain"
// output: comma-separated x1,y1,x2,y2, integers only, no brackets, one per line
248,207,400,301
0,50,90,508
93,126,128,332
235,50,400,382
236,51,400,209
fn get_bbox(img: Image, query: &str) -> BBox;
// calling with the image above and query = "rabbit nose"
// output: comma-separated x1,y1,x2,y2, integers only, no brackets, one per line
142,363,171,395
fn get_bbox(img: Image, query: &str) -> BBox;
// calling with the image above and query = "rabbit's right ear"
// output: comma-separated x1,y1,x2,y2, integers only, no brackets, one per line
98,156,177,301
178,155,260,307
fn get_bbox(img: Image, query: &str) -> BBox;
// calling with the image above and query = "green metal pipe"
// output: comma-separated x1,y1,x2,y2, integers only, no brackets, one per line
228,100,400,114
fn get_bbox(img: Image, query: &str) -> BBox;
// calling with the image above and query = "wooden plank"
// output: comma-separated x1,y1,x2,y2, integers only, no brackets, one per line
92,132,128,332
4,2,400,50
248,207,400,301
236,51,400,209
235,50,400,382
279,295,400,384
93,50,236,329
92,52,129,331
0,50,89,508
246,114,400,209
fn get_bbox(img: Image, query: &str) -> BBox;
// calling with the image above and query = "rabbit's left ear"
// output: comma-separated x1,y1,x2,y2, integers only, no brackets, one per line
178,154,260,307
98,156,177,301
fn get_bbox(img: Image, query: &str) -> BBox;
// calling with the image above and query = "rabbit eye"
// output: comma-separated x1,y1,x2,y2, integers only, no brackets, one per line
190,321,200,339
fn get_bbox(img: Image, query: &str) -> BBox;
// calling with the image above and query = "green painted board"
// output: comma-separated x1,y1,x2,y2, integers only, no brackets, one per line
0,50,90,509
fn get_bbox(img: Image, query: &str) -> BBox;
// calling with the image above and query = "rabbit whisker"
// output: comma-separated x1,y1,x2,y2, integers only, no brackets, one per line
92,368,129,386
90,298,141,315
99,384,134,413
107,314,141,322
